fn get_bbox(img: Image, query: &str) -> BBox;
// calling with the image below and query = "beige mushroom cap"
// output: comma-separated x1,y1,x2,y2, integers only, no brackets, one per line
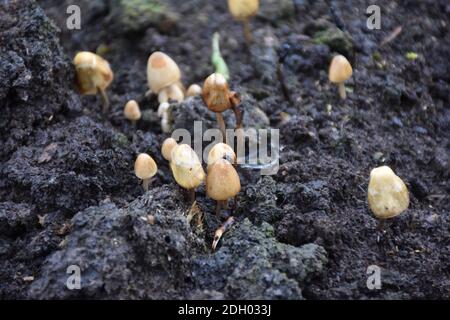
206,159,241,201
124,100,141,121
147,52,181,94
368,166,409,219
207,143,237,168
228,0,259,21
73,51,114,95
202,73,231,113
186,84,203,97
161,138,178,161
329,55,353,84
170,144,205,190
134,153,158,180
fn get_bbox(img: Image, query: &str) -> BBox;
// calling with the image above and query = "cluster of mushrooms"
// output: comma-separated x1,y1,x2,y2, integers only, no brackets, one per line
72,0,411,250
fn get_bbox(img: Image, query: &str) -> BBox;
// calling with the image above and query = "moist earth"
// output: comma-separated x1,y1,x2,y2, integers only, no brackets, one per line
0,0,449,299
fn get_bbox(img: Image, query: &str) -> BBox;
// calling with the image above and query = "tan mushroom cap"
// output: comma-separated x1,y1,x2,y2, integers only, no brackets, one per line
207,143,237,168
328,55,353,84
206,159,241,201
186,84,203,97
134,153,158,180
228,0,259,21
368,166,409,219
147,52,181,94
73,51,114,95
202,73,231,113
161,138,178,161
170,144,205,190
124,100,141,121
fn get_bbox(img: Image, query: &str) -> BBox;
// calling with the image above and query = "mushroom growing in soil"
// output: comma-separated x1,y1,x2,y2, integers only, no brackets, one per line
161,137,178,161
206,158,241,216
147,51,184,102
368,166,409,223
73,51,114,113
186,84,203,97
168,143,205,202
207,143,237,169
329,54,353,100
147,52,185,133
134,153,158,192
124,100,141,124
202,73,242,143
228,0,259,45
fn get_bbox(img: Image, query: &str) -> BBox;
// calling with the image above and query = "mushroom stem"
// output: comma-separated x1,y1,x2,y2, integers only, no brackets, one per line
338,82,346,100
233,194,239,212
99,87,110,113
243,19,252,45
216,113,227,143
215,200,226,216
189,188,196,203
377,219,385,231
142,178,152,192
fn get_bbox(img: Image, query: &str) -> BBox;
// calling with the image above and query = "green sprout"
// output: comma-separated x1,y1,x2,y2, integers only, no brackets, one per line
211,32,230,81
406,52,418,61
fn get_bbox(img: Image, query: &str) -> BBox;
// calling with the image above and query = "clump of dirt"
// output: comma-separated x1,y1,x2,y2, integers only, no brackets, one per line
0,0,449,299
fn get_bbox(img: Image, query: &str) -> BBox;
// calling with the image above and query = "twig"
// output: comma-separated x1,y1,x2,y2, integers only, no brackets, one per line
380,26,402,47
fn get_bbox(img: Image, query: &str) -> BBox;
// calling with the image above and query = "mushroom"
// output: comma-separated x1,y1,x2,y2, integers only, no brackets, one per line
124,100,141,124
207,143,237,169
228,0,259,44
161,137,178,161
206,158,241,216
329,54,353,100
368,166,409,222
134,153,158,192
201,73,242,143
147,52,185,133
186,84,203,97
169,144,205,202
73,51,114,113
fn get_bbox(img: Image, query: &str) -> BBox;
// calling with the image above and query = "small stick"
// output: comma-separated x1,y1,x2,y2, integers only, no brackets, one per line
212,216,235,251
380,26,402,47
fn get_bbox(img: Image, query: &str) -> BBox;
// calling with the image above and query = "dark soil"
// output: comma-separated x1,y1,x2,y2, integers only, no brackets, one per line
1,0,449,299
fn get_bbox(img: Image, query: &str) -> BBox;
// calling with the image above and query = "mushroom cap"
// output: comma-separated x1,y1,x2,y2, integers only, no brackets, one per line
124,100,141,121
161,138,178,161
201,73,231,113
73,51,114,94
170,144,205,190
186,84,203,97
147,52,181,94
206,159,241,201
134,153,158,180
207,143,237,168
228,0,259,21
329,55,353,83
368,166,409,219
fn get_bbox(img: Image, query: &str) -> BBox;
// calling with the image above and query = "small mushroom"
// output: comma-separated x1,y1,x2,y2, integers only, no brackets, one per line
186,84,203,97
124,100,141,123
368,166,409,221
170,144,206,202
206,158,241,216
73,51,114,113
207,143,237,169
202,73,241,142
329,54,353,100
161,137,178,161
228,0,259,44
147,51,182,94
134,153,158,192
